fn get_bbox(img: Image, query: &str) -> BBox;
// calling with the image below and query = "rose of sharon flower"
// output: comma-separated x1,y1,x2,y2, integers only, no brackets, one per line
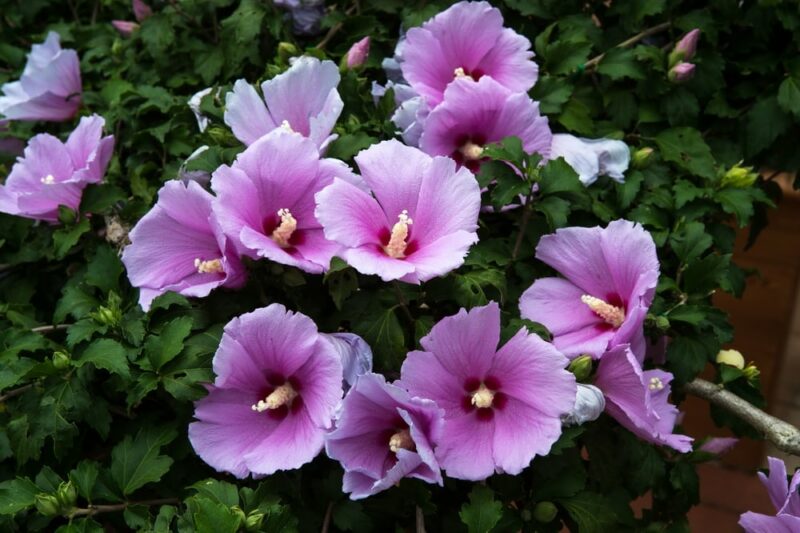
324,332,373,389
419,77,552,173
224,57,343,151
315,140,481,283
399,302,577,480
212,129,362,274
189,304,343,478
0,114,113,222
401,1,538,106
520,219,659,361
325,373,444,499
739,456,800,532
594,345,693,452
121,180,246,311
0,32,81,122
549,134,631,186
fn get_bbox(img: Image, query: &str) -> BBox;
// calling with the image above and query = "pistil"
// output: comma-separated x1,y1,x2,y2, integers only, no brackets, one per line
388,428,415,453
251,383,298,412
580,295,625,327
471,384,495,409
459,141,484,160
272,208,297,248
384,210,413,259
648,377,664,391
40,174,55,185
194,258,224,274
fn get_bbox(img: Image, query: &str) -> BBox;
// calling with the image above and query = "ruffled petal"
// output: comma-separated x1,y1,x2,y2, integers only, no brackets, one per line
224,80,276,146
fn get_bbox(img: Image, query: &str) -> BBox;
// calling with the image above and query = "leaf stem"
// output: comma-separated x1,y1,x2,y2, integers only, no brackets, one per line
321,501,334,533
584,21,672,70
392,281,415,324
511,202,534,261
69,498,180,517
0,383,34,403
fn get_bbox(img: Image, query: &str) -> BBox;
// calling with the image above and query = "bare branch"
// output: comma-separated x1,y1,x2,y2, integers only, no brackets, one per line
684,378,800,456
0,383,34,403
70,498,179,517
585,22,672,70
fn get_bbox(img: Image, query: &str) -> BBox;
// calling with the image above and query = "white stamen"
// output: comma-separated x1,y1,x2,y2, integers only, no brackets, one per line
649,377,664,391
580,295,625,327
454,67,469,79
388,429,415,453
194,258,224,274
384,210,413,259
272,208,297,248
459,141,484,160
40,174,55,185
280,120,294,133
251,383,298,412
471,384,495,409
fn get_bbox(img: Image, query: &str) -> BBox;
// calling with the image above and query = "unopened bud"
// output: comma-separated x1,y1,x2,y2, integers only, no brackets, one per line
668,62,696,83
56,481,78,509
231,505,247,525
344,37,370,69
743,363,760,382
631,147,654,169
277,42,299,63
669,29,700,66
133,0,153,22
111,20,139,37
95,306,120,327
655,316,670,331
721,164,758,188
567,355,593,382
716,349,745,370
562,384,605,426
35,494,61,516
245,511,265,531
53,351,71,369
533,501,558,523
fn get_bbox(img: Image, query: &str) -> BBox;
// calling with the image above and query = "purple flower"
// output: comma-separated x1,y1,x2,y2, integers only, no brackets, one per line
323,332,373,388
325,373,444,499
121,180,246,311
740,456,800,532
315,140,481,283
211,129,362,274
400,1,538,106
133,0,153,21
224,57,342,151
0,32,82,122
0,114,114,222
189,304,343,478
672,29,700,63
346,37,370,69
419,77,551,173
111,21,139,37
399,302,576,480
371,81,429,147
668,62,696,83
519,219,659,360
275,0,325,36
549,134,630,186
594,345,693,452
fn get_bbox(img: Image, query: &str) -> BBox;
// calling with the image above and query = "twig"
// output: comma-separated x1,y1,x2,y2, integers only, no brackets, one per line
511,203,533,261
314,4,358,50
31,324,70,334
584,21,672,70
70,498,180,517
415,506,426,533
684,378,800,456
392,282,415,324
0,383,34,403
321,501,334,533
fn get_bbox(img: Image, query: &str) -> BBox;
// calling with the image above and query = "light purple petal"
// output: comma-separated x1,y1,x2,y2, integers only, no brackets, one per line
323,333,373,388
760,456,790,512
434,412,496,480
224,80,276,146
739,512,800,533
550,134,630,185
244,408,326,475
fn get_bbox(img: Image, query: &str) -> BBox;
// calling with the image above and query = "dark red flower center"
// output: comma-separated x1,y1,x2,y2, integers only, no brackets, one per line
461,375,507,421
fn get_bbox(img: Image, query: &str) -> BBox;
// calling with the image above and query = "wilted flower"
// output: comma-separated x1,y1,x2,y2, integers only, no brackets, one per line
315,140,481,283
716,348,745,369
562,383,605,426
670,29,700,65
520,220,659,360
419,77,552,173
111,20,139,37
211,129,362,274
178,145,212,186
121,180,246,311
0,32,82,122
224,57,342,151
345,37,370,69
0,114,114,222
188,88,213,133
399,302,576,480
323,332,373,388
189,304,343,478
668,62,696,83
739,456,800,532
132,0,153,21
549,134,630,186
400,1,538,106
594,345,693,452
325,373,444,499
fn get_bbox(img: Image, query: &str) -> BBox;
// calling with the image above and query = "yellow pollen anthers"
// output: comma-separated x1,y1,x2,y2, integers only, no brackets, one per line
194,258,224,274
251,383,298,412
459,141,484,161
272,208,297,248
471,384,495,409
40,174,55,185
388,428,415,453
648,377,664,391
454,67,470,79
384,210,413,259
279,120,294,133
580,295,625,328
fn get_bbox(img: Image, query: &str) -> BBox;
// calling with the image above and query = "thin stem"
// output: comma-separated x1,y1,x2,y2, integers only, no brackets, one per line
511,203,534,261
584,21,672,70
684,378,800,456
31,324,70,334
70,498,180,517
0,383,34,403
321,501,334,533
415,506,426,533
392,282,415,324
314,3,358,50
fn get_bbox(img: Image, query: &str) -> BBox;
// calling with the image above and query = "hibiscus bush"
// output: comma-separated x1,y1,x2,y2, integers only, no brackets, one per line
2,0,800,531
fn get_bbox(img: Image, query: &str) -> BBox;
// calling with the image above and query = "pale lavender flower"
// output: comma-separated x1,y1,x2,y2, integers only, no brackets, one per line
594,345,693,452
370,81,429,147
315,140,481,284
224,57,342,151
419,77,552,173
400,1,538,106
211,129,362,274
0,32,82,122
739,456,800,532
0,114,113,222
325,373,444,499
399,302,576,480
346,37,370,69
669,62,696,83
519,220,659,361
549,134,630,185
121,180,246,311
323,332,373,388
189,304,343,478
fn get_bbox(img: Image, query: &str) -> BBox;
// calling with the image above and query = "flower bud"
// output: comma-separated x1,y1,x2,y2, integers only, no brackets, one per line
35,494,61,516
668,62,696,83
245,511,265,531
562,384,605,426
533,501,558,523
631,147,654,169
111,20,139,37
567,354,593,382
277,42,299,63
655,315,670,331
716,349,745,370
56,481,78,509
669,29,700,66
344,37,370,69
743,362,760,382
94,306,120,327
721,164,758,188
231,505,247,525
133,0,153,22
53,351,71,369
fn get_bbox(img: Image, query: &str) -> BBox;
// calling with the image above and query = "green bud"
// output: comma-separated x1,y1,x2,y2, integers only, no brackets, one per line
533,501,558,523
35,494,61,516
277,42,299,63
56,481,78,508
655,316,670,331
245,511,265,531
231,505,247,525
94,306,120,327
631,147,654,169
111,39,124,57
567,355,593,382
743,363,760,382
206,126,240,147
721,164,758,188
53,351,71,369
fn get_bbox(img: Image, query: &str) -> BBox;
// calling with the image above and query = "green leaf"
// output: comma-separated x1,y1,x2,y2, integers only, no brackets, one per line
655,128,716,179
189,498,242,533
453,269,506,307
745,96,792,157
52,218,91,259
0,478,39,515
597,48,645,80
76,338,130,378
545,41,593,75
353,306,405,367
715,188,755,227
778,76,800,118
536,196,572,229
111,426,176,496
682,253,730,294
325,133,378,161
80,185,127,214
460,485,503,533
538,158,583,195
190,479,240,507
670,221,712,264
86,244,123,294
559,491,617,533
333,500,374,532
667,334,718,384
531,77,574,114
145,316,194,370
